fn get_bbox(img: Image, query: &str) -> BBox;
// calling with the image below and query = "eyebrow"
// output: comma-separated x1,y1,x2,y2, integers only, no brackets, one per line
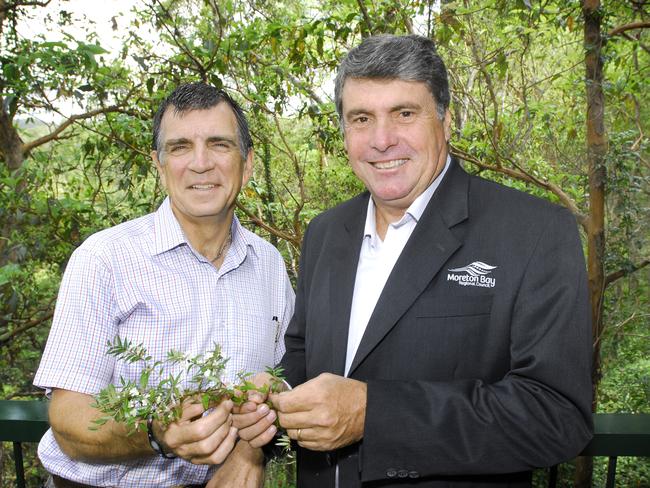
206,136,237,146
164,138,190,146
163,135,237,149
344,102,423,119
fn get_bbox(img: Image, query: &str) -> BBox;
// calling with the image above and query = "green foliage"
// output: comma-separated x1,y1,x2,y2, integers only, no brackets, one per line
0,0,648,486
92,337,286,434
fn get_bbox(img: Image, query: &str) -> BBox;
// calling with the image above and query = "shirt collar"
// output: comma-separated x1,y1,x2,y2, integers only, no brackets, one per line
364,154,451,242
153,197,257,261
153,197,187,255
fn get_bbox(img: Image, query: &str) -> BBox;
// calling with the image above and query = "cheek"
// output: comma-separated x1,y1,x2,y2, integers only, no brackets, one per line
343,133,366,159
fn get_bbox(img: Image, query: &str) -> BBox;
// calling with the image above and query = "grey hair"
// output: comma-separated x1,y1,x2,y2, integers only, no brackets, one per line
334,34,450,121
152,82,253,161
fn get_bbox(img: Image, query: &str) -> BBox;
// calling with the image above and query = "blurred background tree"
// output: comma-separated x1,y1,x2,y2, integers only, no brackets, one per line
0,0,647,486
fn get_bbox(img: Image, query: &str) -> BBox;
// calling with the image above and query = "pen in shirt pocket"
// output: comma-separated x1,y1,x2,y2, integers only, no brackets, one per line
272,316,280,344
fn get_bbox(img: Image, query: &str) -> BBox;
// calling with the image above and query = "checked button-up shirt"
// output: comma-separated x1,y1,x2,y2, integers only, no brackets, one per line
34,197,294,487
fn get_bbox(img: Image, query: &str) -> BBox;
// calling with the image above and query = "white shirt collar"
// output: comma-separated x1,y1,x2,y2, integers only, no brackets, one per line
363,154,452,243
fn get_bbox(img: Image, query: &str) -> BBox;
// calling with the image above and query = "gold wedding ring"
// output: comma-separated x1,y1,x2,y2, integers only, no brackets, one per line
297,428,302,441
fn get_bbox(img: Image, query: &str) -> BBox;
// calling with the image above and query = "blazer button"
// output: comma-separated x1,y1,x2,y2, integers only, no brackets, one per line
397,469,409,478
386,468,397,478
409,470,420,478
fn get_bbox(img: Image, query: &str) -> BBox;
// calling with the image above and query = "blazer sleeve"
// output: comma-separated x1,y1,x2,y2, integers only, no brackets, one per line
279,222,312,387
360,207,594,481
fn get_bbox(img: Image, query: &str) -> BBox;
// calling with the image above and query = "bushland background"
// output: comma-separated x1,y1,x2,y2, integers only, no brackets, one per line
0,0,647,486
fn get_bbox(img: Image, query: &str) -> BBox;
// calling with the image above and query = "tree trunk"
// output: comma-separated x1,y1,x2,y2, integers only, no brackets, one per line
576,1,607,487
261,142,278,247
0,97,24,170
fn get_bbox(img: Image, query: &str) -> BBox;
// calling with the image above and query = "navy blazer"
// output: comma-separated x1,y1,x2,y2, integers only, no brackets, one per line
280,159,593,487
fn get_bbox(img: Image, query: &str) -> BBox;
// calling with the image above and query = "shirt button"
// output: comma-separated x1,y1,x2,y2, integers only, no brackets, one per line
398,469,409,478
386,468,397,478
409,470,420,478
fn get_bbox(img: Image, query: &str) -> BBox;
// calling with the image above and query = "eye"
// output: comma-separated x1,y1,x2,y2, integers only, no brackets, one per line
169,144,189,154
399,110,413,118
347,115,370,128
209,140,233,151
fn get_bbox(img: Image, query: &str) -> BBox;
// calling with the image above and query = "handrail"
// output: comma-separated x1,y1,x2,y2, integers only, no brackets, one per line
1,401,649,487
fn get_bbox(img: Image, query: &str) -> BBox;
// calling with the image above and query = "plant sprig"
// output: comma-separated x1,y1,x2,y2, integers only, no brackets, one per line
91,337,286,438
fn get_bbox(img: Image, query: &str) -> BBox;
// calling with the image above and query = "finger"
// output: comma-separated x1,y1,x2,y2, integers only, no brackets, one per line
276,410,316,430
167,400,233,447
248,423,278,449
236,408,277,441
180,414,233,461
269,391,298,412
191,426,238,465
246,390,267,404
287,427,301,441
233,400,260,416
232,403,273,429
178,401,207,422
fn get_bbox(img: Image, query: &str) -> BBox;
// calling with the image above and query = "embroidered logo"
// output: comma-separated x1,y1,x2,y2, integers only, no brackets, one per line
447,261,497,288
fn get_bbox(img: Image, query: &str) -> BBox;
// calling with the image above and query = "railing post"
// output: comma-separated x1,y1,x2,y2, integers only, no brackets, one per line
547,465,558,488
605,456,617,488
13,441,26,488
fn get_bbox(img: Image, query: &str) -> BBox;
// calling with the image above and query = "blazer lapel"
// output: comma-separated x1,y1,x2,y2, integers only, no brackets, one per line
348,160,470,375
328,194,369,375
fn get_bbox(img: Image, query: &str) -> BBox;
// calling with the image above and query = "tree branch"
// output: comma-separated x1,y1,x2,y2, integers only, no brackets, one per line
235,201,301,248
621,31,650,54
356,0,374,34
21,105,127,155
604,259,650,288
608,21,650,37
0,309,53,345
0,0,51,12
450,145,587,227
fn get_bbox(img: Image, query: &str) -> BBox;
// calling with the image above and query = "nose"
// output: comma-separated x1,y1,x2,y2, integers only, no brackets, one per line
369,118,398,152
189,145,215,173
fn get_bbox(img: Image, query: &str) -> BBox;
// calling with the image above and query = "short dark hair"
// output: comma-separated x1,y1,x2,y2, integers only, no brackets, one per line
152,82,253,159
334,34,450,121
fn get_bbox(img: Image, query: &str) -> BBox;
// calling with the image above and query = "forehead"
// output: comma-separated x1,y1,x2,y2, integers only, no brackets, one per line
341,78,435,113
159,103,238,140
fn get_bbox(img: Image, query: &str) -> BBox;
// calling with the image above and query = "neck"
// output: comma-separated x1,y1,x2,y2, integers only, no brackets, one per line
374,205,405,241
171,208,234,259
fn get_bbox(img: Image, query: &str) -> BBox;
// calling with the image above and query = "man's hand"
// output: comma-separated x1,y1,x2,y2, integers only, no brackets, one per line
154,398,238,464
232,372,282,448
205,440,264,488
270,373,367,451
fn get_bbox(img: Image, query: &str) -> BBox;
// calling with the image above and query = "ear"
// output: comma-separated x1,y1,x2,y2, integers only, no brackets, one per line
241,148,254,187
443,110,452,142
151,150,167,189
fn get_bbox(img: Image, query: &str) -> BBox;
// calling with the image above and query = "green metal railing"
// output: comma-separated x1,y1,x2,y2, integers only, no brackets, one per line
1,400,648,487
0,400,49,488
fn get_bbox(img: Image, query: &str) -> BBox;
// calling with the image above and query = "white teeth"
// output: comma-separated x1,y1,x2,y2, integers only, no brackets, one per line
191,184,215,190
373,159,407,169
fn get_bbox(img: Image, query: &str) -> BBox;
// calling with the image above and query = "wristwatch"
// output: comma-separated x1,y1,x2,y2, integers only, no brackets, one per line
147,417,177,459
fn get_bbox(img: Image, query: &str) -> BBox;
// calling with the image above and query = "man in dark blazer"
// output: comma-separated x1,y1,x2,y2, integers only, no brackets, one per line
235,34,593,487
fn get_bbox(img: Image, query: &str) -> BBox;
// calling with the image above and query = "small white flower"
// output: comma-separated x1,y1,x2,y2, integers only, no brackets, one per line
129,387,139,397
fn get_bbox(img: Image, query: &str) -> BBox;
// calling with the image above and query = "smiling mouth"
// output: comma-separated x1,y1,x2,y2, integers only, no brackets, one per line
190,184,216,190
371,159,408,170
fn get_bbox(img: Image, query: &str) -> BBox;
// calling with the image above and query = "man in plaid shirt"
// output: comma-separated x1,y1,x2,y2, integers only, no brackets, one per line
34,83,294,488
